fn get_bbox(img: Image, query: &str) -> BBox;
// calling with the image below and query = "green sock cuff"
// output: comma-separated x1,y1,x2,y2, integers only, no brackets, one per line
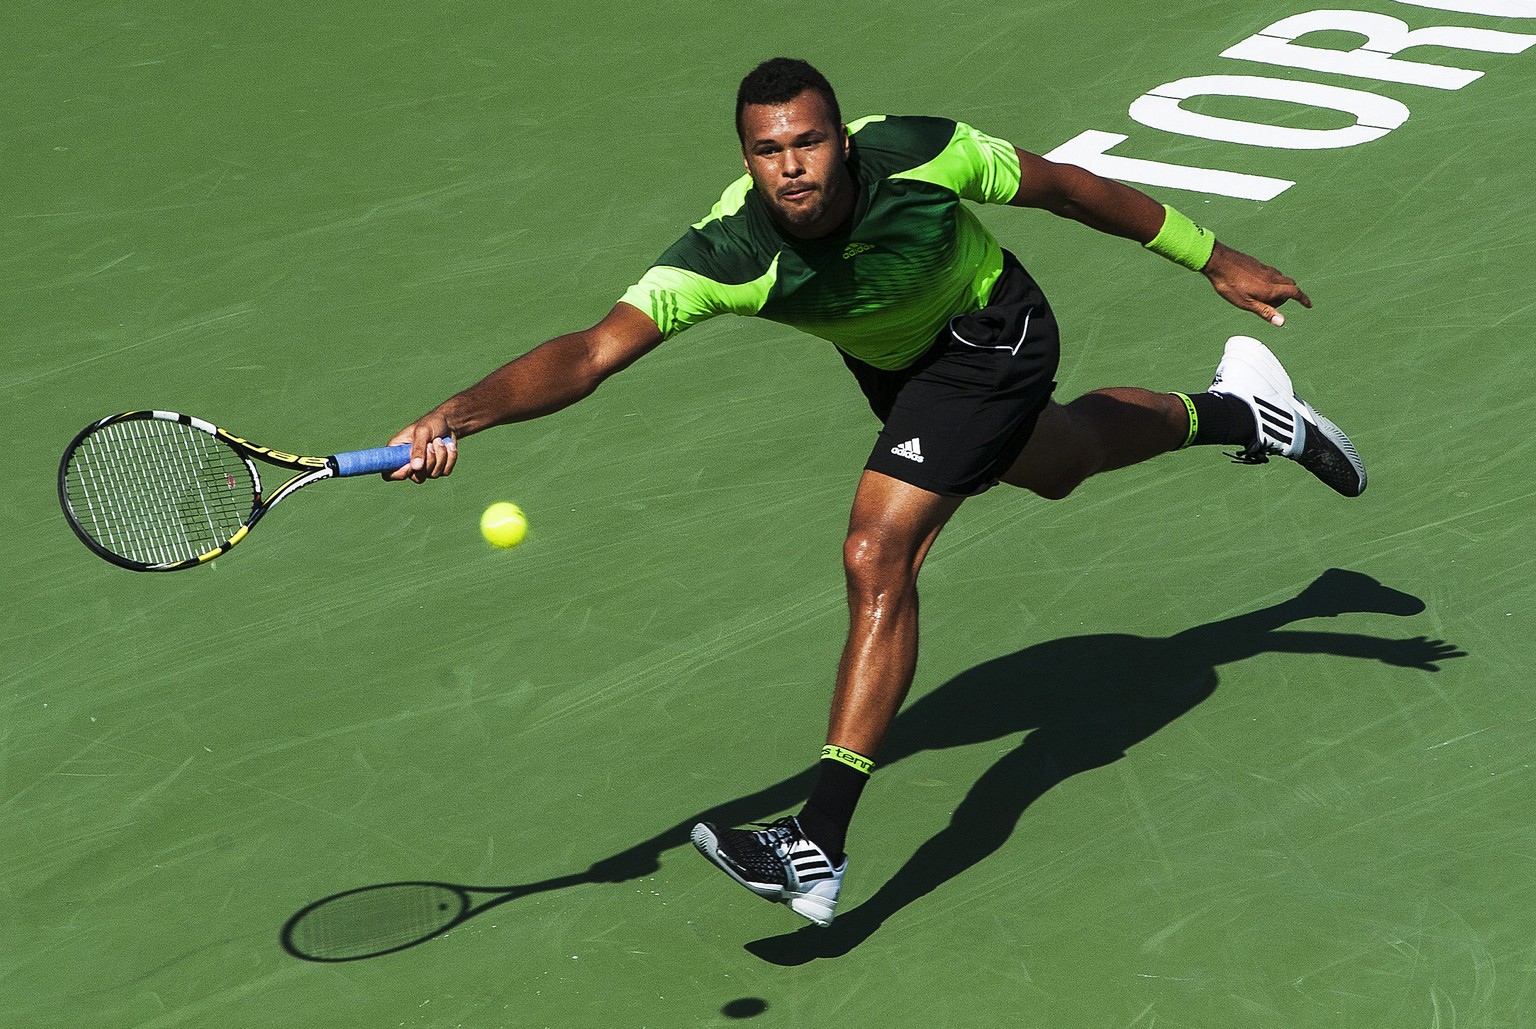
821,745,875,776
1171,391,1198,449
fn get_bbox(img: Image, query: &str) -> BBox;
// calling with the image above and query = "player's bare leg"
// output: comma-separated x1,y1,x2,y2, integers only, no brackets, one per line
826,471,963,755
1001,390,1188,499
692,472,960,926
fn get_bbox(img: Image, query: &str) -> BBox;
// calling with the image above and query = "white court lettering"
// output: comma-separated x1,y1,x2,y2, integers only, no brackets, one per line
1221,10,1536,90
1044,2,1536,199
1128,75,1411,150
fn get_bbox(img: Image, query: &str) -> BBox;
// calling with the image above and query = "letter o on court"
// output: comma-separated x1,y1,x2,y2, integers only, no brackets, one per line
1129,75,1411,150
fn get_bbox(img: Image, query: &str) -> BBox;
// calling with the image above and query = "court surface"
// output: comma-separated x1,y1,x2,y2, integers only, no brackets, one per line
6,2,1536,1026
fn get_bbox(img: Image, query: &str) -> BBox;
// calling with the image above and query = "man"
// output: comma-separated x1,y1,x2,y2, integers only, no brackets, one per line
386,58,1365,927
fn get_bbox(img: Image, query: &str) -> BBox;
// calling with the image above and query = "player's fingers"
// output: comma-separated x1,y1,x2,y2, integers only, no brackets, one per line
407,425,441,483
418,437,446,481
1271,274,1312,309
1257,282,1309,326
412,425,436,472
414,435,458,482
1241,295,1286,326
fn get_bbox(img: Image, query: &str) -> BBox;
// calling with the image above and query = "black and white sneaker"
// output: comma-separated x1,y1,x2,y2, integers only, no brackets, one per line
690,817,845,927
1210,335,1367,497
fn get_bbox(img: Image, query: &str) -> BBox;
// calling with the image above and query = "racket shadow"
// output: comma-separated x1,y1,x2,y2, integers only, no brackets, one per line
281,778,826,962
279,569,1462,964
280,873,590,962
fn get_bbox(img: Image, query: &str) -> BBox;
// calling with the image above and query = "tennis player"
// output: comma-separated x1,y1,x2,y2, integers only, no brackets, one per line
385,58,1365,927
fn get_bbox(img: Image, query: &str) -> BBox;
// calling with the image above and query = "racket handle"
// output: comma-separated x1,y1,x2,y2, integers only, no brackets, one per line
331,445,413,477
331,438,456,477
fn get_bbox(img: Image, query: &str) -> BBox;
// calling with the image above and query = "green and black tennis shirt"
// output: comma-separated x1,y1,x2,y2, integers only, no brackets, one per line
618,115,1023,371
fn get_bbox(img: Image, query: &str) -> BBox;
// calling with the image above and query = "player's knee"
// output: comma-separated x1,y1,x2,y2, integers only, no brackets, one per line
842,529,890,580
842,528,918,596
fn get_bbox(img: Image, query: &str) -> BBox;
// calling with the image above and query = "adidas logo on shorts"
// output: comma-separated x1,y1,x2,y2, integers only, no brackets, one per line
891,438,925,463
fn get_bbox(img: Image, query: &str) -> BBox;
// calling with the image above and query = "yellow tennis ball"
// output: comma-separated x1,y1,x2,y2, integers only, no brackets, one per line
479,502,528,549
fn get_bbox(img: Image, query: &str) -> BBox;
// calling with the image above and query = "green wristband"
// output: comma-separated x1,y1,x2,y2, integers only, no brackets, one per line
1145,204,1216,271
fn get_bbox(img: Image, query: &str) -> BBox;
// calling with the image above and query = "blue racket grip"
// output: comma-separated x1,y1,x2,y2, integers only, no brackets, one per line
331,439,452,477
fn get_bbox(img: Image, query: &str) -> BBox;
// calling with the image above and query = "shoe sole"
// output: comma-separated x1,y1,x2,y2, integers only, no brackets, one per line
1298,406,1366,497
786,893,837,927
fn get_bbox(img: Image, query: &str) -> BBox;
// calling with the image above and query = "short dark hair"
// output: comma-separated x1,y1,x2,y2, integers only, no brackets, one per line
735,58,842,142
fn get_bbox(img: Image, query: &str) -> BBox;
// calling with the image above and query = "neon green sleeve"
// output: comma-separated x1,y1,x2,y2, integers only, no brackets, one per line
891,121,1022,205
617,258,779,340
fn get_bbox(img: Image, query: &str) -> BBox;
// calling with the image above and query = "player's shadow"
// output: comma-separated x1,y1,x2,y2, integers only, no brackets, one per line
735,567,1463,965
280,569,1462,963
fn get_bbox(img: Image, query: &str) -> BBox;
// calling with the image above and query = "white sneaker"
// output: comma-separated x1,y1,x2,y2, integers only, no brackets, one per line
690,817,846,926
1210,336,1366,497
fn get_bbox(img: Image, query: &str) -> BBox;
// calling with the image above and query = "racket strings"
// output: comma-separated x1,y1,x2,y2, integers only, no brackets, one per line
286,884,467,960
63,419,256,565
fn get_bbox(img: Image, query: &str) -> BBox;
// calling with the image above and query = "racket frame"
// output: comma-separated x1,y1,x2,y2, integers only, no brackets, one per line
58,409,403,572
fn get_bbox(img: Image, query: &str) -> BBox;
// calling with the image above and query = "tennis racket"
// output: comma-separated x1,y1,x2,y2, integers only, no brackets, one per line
281,873,585,961
58,409,432,572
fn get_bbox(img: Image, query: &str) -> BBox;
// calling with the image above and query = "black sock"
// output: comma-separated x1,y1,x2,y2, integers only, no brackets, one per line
1179,391,1257,448
797,757,870,865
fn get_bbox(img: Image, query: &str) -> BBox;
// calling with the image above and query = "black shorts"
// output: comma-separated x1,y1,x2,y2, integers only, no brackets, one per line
843,251,1061,497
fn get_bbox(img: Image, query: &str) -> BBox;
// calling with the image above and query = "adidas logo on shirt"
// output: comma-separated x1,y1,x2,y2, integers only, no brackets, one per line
891,438,924,463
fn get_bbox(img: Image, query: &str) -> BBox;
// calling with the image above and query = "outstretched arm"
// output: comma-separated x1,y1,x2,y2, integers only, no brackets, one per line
1007,148,1312,326
385,302,664,482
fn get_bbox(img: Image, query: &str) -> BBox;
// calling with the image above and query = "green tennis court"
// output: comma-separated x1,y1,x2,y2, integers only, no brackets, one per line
7,2,1535,1026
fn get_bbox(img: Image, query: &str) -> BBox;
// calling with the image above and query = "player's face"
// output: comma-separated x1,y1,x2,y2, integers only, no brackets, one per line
740,90,853,239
